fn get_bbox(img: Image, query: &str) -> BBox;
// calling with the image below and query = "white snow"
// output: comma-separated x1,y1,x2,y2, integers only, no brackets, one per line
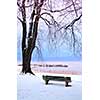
17,72,82,100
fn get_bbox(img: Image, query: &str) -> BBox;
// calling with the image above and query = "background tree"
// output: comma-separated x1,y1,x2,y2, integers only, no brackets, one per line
17,0,82,75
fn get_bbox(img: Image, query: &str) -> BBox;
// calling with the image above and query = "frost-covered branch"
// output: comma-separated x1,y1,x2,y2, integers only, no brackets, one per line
17,16,23,23
65,14,82,29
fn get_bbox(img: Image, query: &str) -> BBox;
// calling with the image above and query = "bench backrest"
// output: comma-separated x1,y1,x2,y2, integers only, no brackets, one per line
42,75,71,82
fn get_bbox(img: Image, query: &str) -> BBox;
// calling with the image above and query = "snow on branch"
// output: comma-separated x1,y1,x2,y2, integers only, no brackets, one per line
25,4,34,8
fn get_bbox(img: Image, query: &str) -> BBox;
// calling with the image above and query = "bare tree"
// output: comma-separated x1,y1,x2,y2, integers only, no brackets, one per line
17,0,82,75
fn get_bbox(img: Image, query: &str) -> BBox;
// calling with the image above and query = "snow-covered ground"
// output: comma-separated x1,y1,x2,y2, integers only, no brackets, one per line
17,72,82,100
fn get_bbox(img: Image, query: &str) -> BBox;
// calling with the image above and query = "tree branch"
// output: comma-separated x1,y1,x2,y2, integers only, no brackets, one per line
40,12,57,24
17,16,23,23
71,26,76,52
67,7,82,13
65,14,82,29
40,16,52,26
42,4,73,13
17,2,21,8
71,0,78,17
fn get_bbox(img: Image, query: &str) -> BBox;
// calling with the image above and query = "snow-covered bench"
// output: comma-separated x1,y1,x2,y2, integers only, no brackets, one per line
42,75,72,87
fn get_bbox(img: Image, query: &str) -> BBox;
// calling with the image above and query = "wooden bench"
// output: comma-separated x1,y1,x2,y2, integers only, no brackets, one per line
42,75,72,87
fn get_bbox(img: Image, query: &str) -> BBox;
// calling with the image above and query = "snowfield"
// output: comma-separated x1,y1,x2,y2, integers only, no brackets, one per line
17,72,82,100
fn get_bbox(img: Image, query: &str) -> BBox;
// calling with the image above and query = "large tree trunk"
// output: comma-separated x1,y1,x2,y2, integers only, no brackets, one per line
21,16,39,75
22,46,35,75
21,0,44,75
21,18,35,75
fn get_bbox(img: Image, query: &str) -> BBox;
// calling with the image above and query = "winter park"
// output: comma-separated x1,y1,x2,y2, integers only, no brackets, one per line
17,0,82,100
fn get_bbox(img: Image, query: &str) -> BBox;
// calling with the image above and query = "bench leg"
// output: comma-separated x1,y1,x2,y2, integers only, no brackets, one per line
65,82,68,87
45,80,49,85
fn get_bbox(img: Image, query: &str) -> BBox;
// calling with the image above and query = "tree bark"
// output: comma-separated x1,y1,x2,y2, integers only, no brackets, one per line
21,16,39,75
21,0,44,75
22,47,35,75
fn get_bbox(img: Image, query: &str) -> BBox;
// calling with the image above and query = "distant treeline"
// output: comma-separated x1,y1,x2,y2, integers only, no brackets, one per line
18,64,68,67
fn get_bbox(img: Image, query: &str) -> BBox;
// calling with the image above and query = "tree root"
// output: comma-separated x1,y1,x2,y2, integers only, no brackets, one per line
21,70,35,75
26,70,35,75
